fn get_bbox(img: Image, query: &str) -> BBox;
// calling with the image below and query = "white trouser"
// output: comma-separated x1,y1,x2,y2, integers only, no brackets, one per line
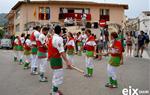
85,56,94,69
24,55,31,63
107,64,117,80
31,54,38,68
52,69,64,87
38,58,47,73
14,50,18,58
67,54,74,65
78,46,81,51
18,51,24,61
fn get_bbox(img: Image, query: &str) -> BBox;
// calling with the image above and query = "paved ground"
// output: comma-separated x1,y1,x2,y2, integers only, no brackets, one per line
0,49,149,95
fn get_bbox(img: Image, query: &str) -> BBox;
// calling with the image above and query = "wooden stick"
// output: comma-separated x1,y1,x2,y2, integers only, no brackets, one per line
95,53,108,56
71,65,84,74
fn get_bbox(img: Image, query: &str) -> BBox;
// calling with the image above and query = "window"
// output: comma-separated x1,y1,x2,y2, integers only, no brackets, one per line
100,9,109,21
39,7,50,20
147,14,150,16
16,24,20,32
16,9,20,19
84,8,90,14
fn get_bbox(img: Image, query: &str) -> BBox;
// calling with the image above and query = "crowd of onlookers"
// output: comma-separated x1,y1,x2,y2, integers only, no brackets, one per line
61,28,150,59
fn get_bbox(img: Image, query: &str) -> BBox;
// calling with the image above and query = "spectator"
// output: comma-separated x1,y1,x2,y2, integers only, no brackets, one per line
135,31,146,58
133,36,138,56
144,33,149,48
125,32,134,56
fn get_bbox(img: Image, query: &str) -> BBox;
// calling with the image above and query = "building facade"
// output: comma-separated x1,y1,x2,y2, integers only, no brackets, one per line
139,11,150,35
6,0,128,35
125,11,150,36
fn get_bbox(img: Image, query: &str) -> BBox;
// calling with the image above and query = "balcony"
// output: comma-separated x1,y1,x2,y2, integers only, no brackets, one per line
100,15,109,21
59,13,91,21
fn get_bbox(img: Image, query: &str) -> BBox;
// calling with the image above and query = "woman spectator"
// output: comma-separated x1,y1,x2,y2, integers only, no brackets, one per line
125,32,134,56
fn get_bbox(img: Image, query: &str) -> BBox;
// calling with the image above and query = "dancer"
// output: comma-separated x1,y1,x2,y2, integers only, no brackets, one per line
37,27,49,82
105,32,123,88
66,32,76,65
48,25,72,95
76,32,83,56
23,34,32,69
13,36,19,62
18,33,25,65
84,29,96,77
30,26,41,75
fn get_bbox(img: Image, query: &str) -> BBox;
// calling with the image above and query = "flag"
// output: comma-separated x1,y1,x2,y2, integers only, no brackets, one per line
44,8,46,20
33,8,36,18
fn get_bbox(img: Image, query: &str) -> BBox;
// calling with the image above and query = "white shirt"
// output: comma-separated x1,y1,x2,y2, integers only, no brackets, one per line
66,38,75,47
77,35,82,41
34,30,40,41
20,37,25,44
31,30,40,45
85,38,96,46
39,33,46,45
14,38,18,45
25,39,31,46
85,41,96,46
82,34,87,43
52,34,64,53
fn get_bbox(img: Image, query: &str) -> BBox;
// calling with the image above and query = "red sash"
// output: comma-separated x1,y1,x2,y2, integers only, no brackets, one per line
24,43,31,51
111,40,123,57
30,32,36,41
84,36,95,51
67,38,74,50
18,37,22,46
37,40,47,53
48,37,61,59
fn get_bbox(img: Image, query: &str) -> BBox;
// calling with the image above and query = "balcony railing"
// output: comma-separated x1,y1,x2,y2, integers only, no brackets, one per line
59,13,91,21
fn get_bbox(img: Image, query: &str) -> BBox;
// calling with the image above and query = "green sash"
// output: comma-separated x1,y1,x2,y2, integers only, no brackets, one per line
17,45,23,51
109,56,121,67
37,51,47,58
50,58,63,69
86,51,94,57
31,47,38,54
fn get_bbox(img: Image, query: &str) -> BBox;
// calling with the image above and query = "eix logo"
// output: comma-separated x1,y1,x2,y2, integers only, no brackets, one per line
122,86,139,95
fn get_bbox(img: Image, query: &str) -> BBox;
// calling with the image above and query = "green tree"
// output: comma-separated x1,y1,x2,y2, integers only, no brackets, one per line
0,29,5,38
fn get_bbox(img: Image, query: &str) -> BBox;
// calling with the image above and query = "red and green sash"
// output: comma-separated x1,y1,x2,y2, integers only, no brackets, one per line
17,37,24,51
109,40,122,67
37,40,47,58
48,37,63,69
67,38,74,55
85,36,95,57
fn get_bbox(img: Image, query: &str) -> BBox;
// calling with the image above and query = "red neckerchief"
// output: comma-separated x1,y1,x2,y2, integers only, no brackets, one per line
86,35,95,43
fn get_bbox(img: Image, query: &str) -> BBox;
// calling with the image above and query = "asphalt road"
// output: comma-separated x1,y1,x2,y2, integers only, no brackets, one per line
0,49,149,95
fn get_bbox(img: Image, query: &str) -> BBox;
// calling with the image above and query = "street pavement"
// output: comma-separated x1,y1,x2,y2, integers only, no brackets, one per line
0,49,149,95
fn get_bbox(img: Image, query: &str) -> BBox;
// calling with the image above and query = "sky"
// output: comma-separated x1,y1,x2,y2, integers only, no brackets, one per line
0,0,149,18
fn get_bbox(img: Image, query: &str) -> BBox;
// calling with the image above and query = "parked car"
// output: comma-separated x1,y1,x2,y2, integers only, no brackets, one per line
0,38,13,49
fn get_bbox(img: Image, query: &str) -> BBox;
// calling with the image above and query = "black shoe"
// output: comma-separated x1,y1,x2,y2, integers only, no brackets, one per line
134,55,139,57
140,55,143,58
84,74,90,77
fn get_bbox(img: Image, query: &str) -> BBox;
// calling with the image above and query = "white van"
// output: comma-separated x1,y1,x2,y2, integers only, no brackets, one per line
0,38,13,49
